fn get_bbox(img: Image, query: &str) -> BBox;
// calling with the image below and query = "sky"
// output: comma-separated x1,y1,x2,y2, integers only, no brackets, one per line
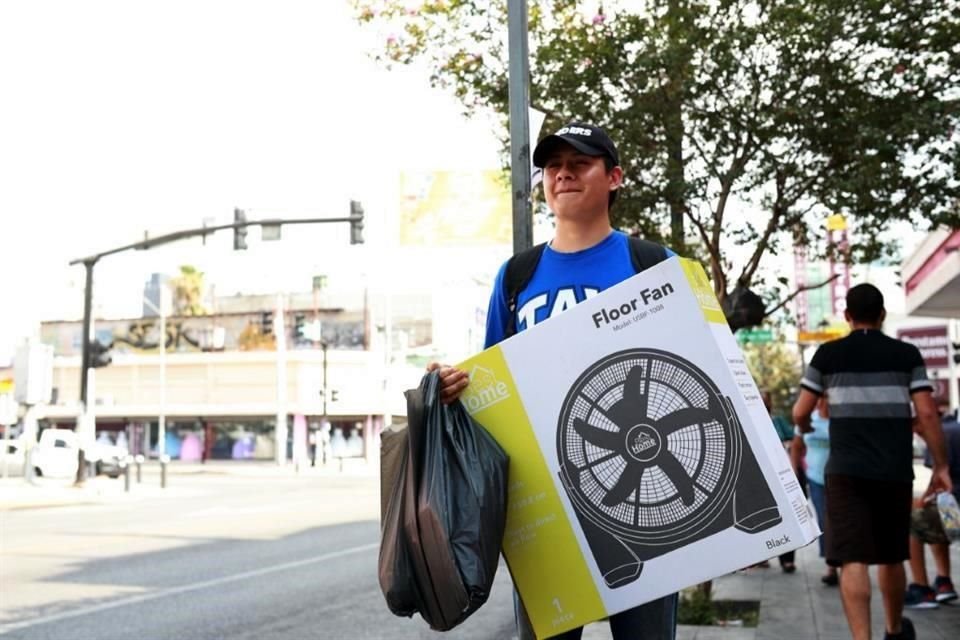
0,1,940,368
0,1,506,363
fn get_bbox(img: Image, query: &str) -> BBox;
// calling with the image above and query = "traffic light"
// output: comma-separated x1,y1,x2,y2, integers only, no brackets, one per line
294,313,305,337
89,339,112,368
233,208,248,250
349,200,364,245
260,311,273,336
953,342,960,365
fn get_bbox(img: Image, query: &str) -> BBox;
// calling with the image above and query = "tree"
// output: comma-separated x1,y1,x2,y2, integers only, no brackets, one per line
354,0,960,310
170,265,208,316
741,338,803,417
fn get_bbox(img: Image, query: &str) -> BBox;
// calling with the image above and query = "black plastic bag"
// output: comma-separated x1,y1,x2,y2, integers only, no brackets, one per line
378,422,419,617
378,370,509,631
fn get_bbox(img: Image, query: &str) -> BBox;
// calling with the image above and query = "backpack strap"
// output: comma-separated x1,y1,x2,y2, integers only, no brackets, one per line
503,243,547,339
501,237,666,339
627,236,669,272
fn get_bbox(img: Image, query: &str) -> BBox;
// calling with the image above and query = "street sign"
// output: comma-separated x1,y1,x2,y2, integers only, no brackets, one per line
13,342,54,405
300,320,323,343
798,328,847,344
896,326,949,369
261,222,282,241
0,392,17,426
736,328,774,344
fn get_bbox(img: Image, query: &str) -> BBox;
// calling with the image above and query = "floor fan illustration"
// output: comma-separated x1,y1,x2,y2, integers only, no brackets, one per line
557,348,782,588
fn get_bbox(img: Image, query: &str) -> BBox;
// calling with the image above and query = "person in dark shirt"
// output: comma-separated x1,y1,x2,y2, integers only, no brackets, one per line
792,283,951,640
905,400,960,608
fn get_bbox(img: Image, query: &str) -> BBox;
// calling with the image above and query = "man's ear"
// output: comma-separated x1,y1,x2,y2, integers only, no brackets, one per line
609,166,624,191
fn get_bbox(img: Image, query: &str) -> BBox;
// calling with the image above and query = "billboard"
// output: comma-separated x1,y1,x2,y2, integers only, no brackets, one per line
399,171,511,246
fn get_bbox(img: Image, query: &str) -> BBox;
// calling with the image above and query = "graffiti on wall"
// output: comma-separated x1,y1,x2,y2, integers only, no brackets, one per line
112,319,203,352
41,312,369,357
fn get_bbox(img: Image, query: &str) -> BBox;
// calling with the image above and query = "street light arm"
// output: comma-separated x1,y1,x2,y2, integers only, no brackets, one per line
68,216,363,266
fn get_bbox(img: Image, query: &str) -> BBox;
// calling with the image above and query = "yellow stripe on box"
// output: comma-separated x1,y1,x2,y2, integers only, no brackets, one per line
458,347,607,639
679,259,727,324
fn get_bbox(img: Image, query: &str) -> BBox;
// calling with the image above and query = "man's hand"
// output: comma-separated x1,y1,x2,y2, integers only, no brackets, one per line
924,465,954,500
426,362,470,405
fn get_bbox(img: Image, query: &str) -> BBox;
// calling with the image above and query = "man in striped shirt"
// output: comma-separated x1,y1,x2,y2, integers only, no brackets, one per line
792,283,951,640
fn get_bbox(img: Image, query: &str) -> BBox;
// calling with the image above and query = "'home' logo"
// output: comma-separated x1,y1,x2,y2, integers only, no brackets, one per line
462,366,510,413
625,425,661,462
631,433,657,455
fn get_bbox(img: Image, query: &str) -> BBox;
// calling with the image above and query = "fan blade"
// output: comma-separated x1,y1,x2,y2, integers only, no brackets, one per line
573,418,624,453
655,407,714,435
608,364,650,428
602,463,645,507
657,451,697,506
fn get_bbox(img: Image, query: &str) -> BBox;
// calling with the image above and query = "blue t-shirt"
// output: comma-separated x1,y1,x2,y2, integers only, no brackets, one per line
484,231,675,348
803,409,830,486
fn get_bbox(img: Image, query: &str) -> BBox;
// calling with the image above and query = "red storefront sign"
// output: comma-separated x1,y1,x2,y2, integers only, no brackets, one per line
897,326,950,369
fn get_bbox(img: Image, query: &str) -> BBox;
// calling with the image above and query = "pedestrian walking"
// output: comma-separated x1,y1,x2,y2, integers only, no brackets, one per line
792,283,952,640
764,390,799,573
430,122,679,640
789,393,838,586
905,399,960,608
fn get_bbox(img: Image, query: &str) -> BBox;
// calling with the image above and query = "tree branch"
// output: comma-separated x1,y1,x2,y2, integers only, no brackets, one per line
764,273,840,317
739,171,786,285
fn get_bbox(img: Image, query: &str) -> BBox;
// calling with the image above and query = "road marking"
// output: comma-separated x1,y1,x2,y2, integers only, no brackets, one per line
0,542,378,634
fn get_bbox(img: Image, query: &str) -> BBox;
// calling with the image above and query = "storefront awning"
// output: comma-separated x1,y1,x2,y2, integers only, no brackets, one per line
903,228,960,318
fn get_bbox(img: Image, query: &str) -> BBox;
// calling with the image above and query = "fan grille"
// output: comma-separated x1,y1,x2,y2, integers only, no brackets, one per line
559,350,737,534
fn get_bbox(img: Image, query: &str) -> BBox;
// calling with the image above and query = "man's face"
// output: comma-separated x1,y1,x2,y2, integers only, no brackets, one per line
541,144,622,221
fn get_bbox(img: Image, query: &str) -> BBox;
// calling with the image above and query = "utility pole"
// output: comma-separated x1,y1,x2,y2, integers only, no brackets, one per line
141,292,169,462
507,0,533,255
75,259,96,485
321,340,329,419
274,295,288,467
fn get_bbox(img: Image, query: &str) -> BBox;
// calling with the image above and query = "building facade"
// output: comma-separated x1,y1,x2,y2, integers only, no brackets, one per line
16,289,430,464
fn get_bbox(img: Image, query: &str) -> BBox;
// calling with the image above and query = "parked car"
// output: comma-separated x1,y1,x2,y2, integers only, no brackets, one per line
91,438,126,478
31,429,125,479
31,429,80,478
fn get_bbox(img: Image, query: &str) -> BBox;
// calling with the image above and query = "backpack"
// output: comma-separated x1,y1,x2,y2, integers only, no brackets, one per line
503,236,668,338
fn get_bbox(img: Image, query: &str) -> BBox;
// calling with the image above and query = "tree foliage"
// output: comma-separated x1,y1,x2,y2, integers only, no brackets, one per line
355,0,960,306
742,338,803,417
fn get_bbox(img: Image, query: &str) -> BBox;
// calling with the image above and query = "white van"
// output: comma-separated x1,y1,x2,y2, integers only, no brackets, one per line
31,429,80,478
31,429,126,479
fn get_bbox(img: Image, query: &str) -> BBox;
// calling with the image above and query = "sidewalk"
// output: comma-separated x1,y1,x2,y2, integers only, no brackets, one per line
579,540,960,640
0,457,378,510
3,461,958,640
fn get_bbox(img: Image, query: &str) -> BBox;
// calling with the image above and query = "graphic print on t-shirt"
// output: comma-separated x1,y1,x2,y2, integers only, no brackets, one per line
516,285,601,332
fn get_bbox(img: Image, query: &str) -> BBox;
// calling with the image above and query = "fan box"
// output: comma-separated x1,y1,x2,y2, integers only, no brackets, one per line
456,257,819,639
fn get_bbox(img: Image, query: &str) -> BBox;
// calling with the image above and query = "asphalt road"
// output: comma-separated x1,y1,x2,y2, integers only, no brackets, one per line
0,471,518,640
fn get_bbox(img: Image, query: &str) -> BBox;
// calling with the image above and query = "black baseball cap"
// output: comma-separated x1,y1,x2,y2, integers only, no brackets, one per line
532,122,620,168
